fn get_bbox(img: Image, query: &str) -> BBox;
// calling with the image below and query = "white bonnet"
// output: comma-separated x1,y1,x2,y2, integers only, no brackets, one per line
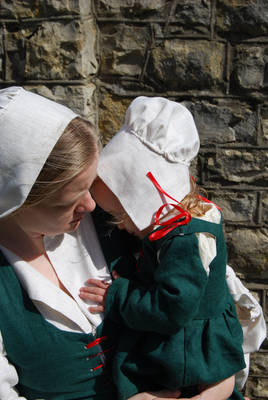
0,86,77,218
98,96,200,230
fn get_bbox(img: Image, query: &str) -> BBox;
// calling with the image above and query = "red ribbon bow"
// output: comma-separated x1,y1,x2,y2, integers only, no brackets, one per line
146,172,191,241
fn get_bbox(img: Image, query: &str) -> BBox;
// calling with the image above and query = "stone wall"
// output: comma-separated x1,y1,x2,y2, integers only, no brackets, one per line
0,0,267,398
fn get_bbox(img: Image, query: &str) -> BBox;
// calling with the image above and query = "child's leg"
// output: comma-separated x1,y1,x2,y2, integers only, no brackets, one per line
127,378,251,400
197,376,235,400
128,389,181,400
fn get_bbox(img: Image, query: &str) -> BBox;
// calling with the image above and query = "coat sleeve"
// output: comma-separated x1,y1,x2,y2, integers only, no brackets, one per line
0,331,27,400
105,234,208,335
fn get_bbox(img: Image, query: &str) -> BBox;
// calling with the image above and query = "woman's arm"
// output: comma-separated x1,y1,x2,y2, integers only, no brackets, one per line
0,331,27,400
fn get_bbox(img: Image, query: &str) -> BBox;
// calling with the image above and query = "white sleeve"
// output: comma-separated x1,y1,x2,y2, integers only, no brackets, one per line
0,331,27,400
226,265,267,390
234,353,250,391
196,232,216,276
226,265,266,353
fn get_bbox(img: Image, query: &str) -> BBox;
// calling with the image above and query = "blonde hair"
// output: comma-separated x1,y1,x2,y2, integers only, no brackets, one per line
155,178,212,226
20,117,99,210
181,178,212,218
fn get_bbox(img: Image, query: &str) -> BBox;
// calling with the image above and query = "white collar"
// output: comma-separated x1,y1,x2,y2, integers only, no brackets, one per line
0,214,111,333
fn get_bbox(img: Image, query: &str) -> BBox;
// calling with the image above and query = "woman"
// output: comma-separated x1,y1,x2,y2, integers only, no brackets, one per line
0,86,116,400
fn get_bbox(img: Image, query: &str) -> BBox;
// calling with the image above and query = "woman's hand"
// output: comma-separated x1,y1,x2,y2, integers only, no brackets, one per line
79,279,110,313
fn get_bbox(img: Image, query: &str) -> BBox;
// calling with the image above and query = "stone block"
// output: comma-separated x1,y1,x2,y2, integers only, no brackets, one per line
210,192,257,224
231,45,267,91
96,0,170,18
0,0,91,19
99,24,149,76
147,40,226,91
5,19,97,80
184,100,258,145
24,84,97,122
216,0,268,38
100,49,145,76
172,0,211,35
226,229,268,274
205,149,268,184
98,93,131,143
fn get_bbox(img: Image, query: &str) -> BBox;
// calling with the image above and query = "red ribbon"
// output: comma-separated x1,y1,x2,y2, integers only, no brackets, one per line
146,172,191,241
86,336,107,350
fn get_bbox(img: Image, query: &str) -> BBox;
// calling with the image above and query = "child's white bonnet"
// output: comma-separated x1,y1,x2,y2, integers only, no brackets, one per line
0,86,77,218
98,96,200,230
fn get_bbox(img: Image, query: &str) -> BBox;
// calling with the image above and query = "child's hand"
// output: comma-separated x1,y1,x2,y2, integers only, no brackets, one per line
79,279,110,313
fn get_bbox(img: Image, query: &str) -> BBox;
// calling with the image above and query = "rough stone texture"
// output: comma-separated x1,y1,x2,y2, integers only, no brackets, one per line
0,0,91,18
206,149,268,184
211,192,257,224
250,352,268,375
173,0,211,30
99,24,149,77
226,229,268,275
147,40,226,91
262,193,268,226
95,0,170,19
216,0,268,38
246,376,268,399
1,0,268,398
261,104,268,142
98,93,130,143
185,100,258,145
6,19,97,80
231,45,268,92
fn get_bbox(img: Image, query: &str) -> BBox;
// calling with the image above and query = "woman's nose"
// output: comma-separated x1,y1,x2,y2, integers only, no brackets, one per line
76,192,96,213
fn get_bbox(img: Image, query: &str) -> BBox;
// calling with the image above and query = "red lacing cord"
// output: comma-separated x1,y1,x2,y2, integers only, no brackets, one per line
86,336,108,350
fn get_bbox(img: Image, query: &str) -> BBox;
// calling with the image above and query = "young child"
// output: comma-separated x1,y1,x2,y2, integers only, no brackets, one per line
80,97,263,400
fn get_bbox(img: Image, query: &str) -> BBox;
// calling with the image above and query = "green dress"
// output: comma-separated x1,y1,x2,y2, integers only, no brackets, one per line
103,216,246,399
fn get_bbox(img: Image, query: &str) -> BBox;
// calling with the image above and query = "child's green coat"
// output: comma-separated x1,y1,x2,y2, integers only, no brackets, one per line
103,216,246,399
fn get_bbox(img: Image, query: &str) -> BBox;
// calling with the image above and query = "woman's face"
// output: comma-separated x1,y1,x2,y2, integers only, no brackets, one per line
16,154,98,237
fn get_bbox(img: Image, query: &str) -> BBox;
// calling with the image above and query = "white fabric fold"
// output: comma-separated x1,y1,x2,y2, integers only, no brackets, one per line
0,86,77,218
